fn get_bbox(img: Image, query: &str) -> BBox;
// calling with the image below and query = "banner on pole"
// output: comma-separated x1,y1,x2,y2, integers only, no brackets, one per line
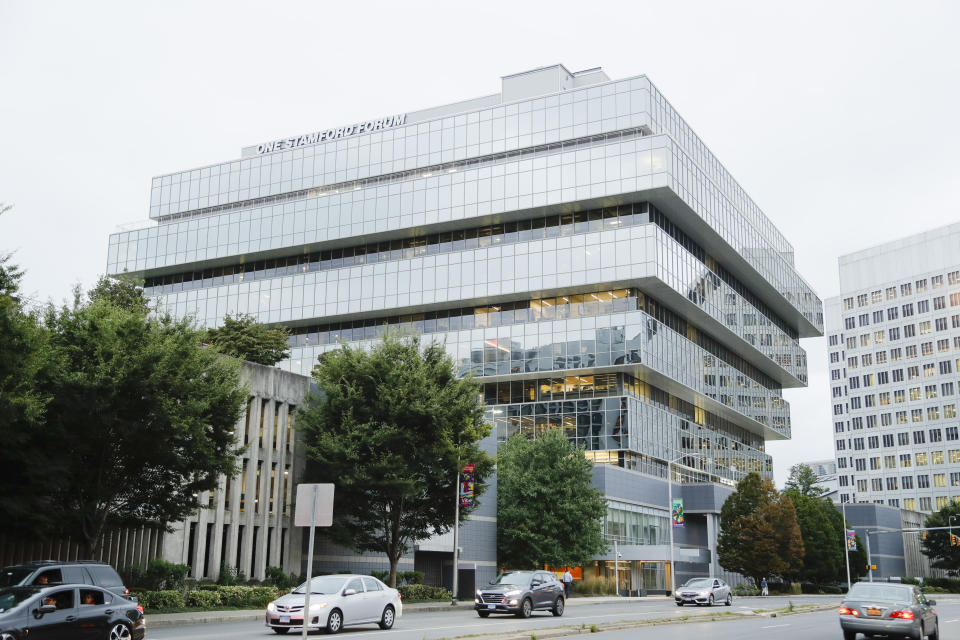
671,498,685,528
460,464,475,508
846,529,857,551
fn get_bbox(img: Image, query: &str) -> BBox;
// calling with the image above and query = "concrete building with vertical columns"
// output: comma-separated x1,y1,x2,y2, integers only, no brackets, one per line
106,64,822,594
161,361,311,581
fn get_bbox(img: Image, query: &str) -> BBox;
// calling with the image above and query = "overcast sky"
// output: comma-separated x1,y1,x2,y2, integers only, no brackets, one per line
2,0,959,487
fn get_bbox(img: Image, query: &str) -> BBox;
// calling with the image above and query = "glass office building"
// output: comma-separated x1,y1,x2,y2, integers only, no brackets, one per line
107,65,822,591
826,223,960,512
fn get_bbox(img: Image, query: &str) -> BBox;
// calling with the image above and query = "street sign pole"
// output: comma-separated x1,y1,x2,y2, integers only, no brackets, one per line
842,501,851,592
451,463,460,606
302,485,317,640
294,483,334,640
865,530,873,582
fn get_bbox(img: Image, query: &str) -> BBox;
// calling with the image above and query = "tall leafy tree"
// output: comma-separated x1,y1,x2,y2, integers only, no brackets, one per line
921,503,960,571
717,473,804,585
784,463,825,497
204,313,291,366
39,279,247,554
296,333,493,587
0,254,57,538
496,429,608,569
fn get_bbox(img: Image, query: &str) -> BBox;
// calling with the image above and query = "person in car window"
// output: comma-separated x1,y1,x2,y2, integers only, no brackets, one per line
82,592,97,605
43,596,56,607
35,574,49,585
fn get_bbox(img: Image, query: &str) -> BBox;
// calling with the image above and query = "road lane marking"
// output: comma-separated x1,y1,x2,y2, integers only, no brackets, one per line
761,623,791,629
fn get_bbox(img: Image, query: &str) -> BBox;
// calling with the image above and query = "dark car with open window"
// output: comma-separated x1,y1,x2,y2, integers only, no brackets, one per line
474,570,565,618
0,583,145,640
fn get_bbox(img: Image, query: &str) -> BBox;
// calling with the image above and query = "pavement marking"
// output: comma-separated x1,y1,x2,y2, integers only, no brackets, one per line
761,623,791,629
945,618,959,623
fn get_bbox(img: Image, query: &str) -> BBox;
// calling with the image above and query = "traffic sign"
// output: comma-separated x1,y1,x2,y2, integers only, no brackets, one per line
295,483,334,527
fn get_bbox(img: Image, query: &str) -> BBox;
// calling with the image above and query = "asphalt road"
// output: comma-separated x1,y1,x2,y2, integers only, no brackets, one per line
587,597,960,639
146,595,880,640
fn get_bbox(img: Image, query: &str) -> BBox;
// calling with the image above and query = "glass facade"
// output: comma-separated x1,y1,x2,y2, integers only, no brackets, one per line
106,66,822,574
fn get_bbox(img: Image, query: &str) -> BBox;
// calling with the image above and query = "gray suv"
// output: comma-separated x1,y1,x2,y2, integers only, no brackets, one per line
0,561,132,598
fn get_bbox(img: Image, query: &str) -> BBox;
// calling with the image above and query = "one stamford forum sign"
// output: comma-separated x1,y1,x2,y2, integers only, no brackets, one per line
256,113,407,155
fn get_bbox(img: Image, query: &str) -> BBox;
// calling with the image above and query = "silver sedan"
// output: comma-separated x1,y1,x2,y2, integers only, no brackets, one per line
265,574,402,634
838,582,938,640
674,577,732,606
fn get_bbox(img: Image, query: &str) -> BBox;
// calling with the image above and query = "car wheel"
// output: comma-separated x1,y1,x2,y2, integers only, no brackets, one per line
326,608,343,634
517,598,533,618
552,597,565,617
929,621,940,640
477,611,490,618
378,605,395,630
272,629,290,635
842,630,856,640
676,601,684,606
725,593,732,606
108,623,132,640
708,595,714,607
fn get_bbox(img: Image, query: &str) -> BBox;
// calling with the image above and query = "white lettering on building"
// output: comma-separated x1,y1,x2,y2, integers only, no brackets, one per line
256,114,407,155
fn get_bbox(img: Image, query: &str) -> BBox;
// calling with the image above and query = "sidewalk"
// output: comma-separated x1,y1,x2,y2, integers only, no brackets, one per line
145,595,663,628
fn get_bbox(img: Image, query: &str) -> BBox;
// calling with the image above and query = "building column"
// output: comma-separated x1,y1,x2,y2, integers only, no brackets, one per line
256,399,276,580
239,396,261,578
270,403,290,568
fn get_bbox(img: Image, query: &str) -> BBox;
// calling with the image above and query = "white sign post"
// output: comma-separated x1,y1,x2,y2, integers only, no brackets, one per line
295,483,334,640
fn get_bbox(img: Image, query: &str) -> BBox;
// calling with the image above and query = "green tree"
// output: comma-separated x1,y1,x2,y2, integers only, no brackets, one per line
39,279,248,554
204,313,291,366
88,274,150,314
296,333,493,587
0,255,57,538
784,463,825,497
921,502,960,571
717,473,804,585
496,430,608,569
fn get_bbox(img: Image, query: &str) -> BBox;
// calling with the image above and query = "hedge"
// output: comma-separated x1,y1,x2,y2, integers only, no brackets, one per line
397,584,451,601
185,590,222,608
138,590,185,610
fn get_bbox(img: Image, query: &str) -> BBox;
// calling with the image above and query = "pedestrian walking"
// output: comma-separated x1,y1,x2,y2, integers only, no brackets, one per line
761,577,768,596
562,569,573,598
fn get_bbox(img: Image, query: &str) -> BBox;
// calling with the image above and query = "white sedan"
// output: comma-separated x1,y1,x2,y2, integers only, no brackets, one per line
265,574,402,634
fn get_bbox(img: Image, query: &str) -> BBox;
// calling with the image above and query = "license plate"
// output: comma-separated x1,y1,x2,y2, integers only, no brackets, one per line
487,604,496,609
280,615,290,623
866,608,881,616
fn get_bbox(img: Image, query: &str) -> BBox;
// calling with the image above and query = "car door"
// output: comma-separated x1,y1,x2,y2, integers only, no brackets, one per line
362,577,387,621
76,587,113,639
916,590,936,631
712,580,722,602
28,588,79,640
340,577,366,623
532,573,553,608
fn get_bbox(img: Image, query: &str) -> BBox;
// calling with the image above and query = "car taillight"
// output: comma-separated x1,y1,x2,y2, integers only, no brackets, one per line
398,593,402,599
889,610,915,619
125,588,130,595
136,604,144,614
838,607,860,616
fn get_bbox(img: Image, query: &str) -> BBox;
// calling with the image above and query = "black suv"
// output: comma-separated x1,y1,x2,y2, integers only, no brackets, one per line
0,561,132,598
475,570,565,618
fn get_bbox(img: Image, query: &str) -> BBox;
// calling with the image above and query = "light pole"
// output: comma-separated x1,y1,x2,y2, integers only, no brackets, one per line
949,514,958,538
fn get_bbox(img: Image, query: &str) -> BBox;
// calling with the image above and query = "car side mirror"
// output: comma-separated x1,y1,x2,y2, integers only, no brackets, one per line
928,599,936,606
39,604,56,615
531,580,541,587
343,588,357,596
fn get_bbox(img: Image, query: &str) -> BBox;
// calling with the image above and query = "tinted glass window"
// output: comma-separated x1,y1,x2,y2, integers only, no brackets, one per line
61,567,85,584
0,568,33,588
33,569,63,586
80,589,107,606
345,578,363,593
491,571,534,586
848,583,912,601
0,587,40,612
43,589,74,609
362,577,382,592
89,566,122,587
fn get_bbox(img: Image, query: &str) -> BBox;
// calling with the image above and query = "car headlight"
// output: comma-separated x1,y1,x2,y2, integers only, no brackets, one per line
504,590,521,597
266,601,276,612
476,590,482,597
310,602,330,611
699,591,710,597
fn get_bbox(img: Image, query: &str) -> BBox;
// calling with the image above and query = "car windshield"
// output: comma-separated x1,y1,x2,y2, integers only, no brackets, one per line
847,583,912,602
490,571,534,586
683,579,713,588
0,568,33,588
0,587,39,613
292,576,348,595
